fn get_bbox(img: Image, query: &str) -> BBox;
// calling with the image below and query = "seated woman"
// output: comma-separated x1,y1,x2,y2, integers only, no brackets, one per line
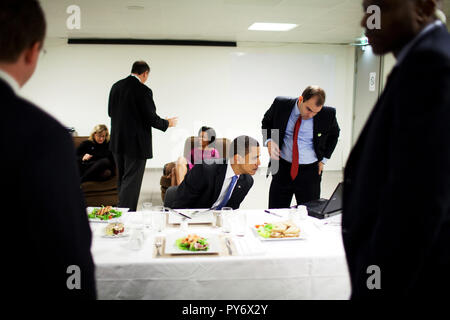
76,124,116,183
171,126,220,186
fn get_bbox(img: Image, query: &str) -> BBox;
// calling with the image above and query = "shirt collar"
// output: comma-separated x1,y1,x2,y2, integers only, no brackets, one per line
131,73,141,83
292,99,301,117
0,69,20,94
395,20,443,67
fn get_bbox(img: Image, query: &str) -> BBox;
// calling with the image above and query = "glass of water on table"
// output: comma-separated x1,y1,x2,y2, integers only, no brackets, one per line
151,206,166,232
221,207,233,233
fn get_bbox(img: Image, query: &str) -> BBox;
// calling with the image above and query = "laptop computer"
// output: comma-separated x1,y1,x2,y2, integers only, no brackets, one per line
303,182,343,219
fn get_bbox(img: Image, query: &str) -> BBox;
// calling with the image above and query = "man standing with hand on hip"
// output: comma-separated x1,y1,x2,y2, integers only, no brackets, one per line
109,61,178,211
262,86,340,209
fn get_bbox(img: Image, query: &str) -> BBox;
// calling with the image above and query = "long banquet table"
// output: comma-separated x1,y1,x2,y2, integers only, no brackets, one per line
90,209,351,300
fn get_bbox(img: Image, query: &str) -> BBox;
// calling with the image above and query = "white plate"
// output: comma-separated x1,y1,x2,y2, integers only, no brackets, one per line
164,233,220,254
252,227,307,241
87,207,129,223
167,210,214,224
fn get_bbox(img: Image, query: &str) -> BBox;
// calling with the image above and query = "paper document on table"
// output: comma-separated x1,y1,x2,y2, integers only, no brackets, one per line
314,214,342,230
168,210,214,224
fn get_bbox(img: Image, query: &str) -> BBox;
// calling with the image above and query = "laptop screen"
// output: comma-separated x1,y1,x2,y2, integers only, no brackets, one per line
322,182,343,213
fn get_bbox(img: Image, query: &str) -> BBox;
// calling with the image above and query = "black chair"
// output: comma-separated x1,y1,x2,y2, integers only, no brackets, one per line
164,186,178,208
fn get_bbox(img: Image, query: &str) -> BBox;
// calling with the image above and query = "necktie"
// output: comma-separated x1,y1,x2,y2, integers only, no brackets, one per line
215,175,239,210
290,116,302,180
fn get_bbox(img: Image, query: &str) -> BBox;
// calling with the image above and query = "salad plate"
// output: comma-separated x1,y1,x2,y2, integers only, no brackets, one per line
164,233,220,254
87,206,129,222
253,221,307,241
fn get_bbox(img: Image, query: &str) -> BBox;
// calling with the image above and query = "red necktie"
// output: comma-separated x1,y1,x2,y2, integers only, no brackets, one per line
290,116,302,180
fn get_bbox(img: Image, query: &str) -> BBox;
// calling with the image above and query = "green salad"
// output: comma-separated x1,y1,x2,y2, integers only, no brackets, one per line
255,223,273,238
88,206,122,221
176,234,209,251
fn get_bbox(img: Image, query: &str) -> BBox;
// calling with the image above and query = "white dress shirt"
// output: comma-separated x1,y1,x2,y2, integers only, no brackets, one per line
0,69,20,94
212,163,240,208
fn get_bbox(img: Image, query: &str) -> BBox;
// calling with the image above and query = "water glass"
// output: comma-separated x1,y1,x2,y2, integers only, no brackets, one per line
151,206,166,232
180,217,189,231
235,210,247,236
289,205,308,225
127,227,144,250
142,202,153,228
221,207,233,233
297,205,308,220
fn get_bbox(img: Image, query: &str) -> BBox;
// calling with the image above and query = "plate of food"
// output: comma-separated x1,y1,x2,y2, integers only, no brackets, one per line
87,206,128,222
253,221,305,241
164,233,220,254
101,222,129,238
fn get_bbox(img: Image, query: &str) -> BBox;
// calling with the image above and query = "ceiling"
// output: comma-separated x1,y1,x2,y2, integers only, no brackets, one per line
41,0,449,45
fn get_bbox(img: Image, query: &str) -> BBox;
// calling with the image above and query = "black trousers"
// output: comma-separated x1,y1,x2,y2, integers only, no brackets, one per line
79,158,114,183
113,153,147,211
268,158,322,209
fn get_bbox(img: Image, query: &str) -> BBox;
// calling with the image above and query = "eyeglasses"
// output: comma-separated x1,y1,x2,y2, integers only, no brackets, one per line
39,48,47,59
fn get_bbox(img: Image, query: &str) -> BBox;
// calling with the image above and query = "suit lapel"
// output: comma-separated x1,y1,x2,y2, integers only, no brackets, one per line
279,99,295,143
227,175,246,206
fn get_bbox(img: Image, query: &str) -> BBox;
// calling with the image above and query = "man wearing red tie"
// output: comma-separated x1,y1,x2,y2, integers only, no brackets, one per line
262,86,340,209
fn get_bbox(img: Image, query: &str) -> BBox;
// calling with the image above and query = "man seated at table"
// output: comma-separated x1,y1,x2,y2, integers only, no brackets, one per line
172,135,260,209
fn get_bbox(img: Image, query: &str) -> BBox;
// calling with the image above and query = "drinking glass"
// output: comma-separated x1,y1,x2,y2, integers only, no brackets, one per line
142,202,153,228
235,210,247,236
151,206,166,232
297,205,308,220
221,207,233,233
289,205,308,225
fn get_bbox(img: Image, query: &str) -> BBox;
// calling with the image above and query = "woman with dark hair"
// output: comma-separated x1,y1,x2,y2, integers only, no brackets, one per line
171,126,220,186
76,124,116,183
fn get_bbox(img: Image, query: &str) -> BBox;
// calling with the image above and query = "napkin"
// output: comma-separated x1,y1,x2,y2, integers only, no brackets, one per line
233,236,266,256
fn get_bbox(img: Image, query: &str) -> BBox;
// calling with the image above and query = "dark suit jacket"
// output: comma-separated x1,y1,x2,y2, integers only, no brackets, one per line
342,25,450,299
173,162,254,209
108,75,169,159
0,79,96,299
261,96,340,174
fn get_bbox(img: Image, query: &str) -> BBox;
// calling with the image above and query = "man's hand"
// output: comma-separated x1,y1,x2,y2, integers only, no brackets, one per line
82,154,93,162
267,141,280,160
167,117,178,128
318,161,324,175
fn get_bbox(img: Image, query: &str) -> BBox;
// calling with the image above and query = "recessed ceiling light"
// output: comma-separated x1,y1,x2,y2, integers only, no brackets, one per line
127,5,145,10
248,22,298,31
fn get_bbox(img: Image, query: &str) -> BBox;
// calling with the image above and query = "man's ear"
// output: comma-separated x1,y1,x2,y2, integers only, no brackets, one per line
24,42,42,65
233,154,243,165
414,0,437,22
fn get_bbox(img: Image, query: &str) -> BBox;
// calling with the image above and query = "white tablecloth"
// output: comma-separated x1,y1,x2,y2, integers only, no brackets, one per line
90,210,351,300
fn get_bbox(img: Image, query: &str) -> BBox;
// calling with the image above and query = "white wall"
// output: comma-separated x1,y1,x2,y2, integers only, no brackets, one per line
382,53,396,89
21,38,355,171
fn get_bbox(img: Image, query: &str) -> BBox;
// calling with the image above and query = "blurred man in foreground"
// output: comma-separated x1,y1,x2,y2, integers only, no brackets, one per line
0,0,96,298
342,0,450,299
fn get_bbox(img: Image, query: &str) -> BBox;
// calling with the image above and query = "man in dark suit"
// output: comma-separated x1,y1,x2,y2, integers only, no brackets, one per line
173,136,260,209
262,86,340,208
108,61,178,211
342,0,450,299
0,0,96,299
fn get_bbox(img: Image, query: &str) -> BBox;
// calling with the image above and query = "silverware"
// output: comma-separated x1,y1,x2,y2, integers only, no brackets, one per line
191,208,213,216
168,208,192,219
264,209,282,217
155,238,162,257
225,238,233,256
